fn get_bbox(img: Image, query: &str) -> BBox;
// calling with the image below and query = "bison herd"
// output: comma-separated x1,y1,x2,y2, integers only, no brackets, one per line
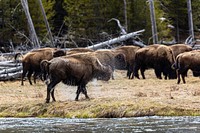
15,44,200,103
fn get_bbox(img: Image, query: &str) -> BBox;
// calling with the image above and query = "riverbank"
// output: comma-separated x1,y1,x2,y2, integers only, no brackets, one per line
0,70,200,118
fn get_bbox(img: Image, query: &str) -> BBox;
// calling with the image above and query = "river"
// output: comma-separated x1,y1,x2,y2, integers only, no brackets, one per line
0,116,200,132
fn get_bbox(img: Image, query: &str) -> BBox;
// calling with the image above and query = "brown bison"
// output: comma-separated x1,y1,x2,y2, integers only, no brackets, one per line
66,47,94,55
169,44,192,58
172,50,200,84
15,47,66,85
134,44,175,79
133,44,160,79
169,44,193,78
114,45,140,79
64,49,126,80
155,45,175,79
40,53,112,103
92,49,126,79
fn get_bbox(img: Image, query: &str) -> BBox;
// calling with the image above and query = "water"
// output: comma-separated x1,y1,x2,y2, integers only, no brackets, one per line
0,116,200,132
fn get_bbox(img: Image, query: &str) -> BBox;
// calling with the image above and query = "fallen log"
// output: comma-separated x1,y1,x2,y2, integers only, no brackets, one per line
0,61,21,67
0,66,22,75
87,29,145,50
0,71,22,81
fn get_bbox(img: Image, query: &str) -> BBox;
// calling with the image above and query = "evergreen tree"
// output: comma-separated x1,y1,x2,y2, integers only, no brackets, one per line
0,0,26,44
160,0,188,43
191,0,200,32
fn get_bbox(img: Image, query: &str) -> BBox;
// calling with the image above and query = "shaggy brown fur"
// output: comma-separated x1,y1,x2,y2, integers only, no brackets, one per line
15,47,66,85
170,44,192,58
66,48,94,55
92,49,126,79
114,46,140,79
134,44,175,79
63,49,126,79
156,45,175,79
134,44,160,79
40,54,112,103
173,50,200,84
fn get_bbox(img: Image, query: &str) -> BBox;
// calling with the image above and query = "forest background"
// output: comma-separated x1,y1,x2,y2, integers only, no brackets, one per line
0,0,200,51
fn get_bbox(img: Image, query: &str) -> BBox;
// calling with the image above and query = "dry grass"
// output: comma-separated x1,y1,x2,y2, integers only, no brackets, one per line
0,69,200,117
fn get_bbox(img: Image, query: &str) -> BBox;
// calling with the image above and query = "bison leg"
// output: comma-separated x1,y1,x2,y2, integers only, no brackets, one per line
154,69,162,79
21,69,28,86
46,79,60,103
127,65,132,79
177,69,187,84
181,71,188,84
140,68,146,79
177,71,181,84
75,85,89,101
133,64,140,79
27,70,33,85
81,86,89,99
75,86,82,101
33,72,39,84
51,87,56,102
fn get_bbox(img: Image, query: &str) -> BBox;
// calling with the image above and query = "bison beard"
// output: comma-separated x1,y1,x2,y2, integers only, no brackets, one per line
41,56,112,103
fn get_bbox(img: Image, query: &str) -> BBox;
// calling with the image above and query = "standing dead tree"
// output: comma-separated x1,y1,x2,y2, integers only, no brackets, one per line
21,0,40,48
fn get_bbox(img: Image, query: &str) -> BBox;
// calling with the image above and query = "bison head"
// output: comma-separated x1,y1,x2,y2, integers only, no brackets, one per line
114,53,126,69
94,59,112,81
53,49,66,57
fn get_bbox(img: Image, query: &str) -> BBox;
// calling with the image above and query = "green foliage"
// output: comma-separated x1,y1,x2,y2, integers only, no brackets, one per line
0,0,199,47
191,0,200,31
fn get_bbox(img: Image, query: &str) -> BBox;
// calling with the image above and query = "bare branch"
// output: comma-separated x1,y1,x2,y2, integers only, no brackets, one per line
108,18,127,35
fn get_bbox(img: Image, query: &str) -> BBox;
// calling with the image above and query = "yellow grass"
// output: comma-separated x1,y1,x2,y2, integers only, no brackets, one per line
0,69,200,118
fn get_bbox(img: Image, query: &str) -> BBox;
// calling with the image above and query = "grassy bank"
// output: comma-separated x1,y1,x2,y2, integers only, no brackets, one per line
0,99,200,118
0,70,200,118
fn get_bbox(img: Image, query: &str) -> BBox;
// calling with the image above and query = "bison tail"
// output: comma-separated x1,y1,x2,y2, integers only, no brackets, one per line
14,53,23,63
40,60,51,80
171,56,180,70
40,60,51,73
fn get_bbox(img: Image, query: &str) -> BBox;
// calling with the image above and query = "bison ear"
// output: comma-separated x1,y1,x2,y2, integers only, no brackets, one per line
53,50,66,57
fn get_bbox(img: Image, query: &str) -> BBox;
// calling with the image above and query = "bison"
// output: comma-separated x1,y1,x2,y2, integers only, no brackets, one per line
66,47,94,55
40,53,112,103
15,47,66,85
134,44,175,79
133,44,160,79
92,49,126,79
63,49,126,80
155,45,175,79
114,45,140,79
172,50,200,84
169,44,192,58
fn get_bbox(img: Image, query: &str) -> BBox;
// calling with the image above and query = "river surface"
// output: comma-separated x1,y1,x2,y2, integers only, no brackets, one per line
0,116,200,132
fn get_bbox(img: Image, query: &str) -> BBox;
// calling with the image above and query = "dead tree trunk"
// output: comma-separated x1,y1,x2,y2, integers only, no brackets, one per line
38,0,54,47
187,0,195,45
87,30,145,50
148,0,158,44
21,0,40,48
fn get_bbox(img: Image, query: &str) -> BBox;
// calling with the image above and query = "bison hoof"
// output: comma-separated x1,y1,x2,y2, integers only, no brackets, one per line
75,98,79,101
46,99,50,103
